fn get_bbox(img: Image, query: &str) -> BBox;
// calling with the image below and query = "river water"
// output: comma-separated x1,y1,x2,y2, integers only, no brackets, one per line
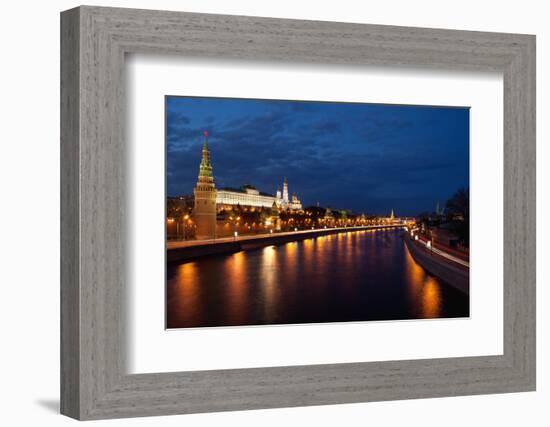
166,228,469,329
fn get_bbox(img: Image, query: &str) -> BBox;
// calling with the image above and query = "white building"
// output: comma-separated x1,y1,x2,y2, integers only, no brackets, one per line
216,181,302,210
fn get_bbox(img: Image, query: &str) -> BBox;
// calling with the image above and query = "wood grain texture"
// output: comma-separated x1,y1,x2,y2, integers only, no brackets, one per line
60,7,80,419
60,6,536,420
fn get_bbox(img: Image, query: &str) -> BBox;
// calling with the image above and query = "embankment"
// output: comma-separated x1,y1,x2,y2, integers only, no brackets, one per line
403,233,469,295
168,225,402,264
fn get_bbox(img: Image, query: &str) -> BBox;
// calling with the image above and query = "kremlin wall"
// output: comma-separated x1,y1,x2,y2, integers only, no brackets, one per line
167,132,401,241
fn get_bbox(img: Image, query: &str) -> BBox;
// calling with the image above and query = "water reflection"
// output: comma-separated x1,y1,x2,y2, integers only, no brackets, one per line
403,243,442,318
423,278,442,318
225,251,248,324
260,246,278,322
166,229,468,329
167,262,199,327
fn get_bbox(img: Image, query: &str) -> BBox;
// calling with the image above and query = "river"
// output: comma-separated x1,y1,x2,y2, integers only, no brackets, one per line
166,228,469,328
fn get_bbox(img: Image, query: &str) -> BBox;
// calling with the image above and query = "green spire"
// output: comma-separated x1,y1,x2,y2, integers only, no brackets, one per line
198,132,213,178
271,201,280,216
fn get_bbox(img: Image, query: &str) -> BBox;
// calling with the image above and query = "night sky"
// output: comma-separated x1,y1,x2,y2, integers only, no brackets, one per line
166,96,469,217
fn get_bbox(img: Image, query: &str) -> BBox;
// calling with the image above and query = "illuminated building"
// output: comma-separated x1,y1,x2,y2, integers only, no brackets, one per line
193,131,217,239
271,201,281,231
282,177,289,204
192,132,303,218
277,179,302,210
289,193,302,210
386,208,402,224
324,207,334,226
216,181,302,211
216,185,278,209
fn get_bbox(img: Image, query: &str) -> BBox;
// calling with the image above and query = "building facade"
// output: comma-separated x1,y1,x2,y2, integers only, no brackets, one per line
190,132,304,240
193,132,217,239
216,181,303,211
216,185,277,209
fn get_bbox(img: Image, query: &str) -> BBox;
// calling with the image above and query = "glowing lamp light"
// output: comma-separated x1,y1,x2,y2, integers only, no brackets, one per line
415,235,418,241
234,231,238,237
294,227,298,232
270,229,273,234
427,241,432,248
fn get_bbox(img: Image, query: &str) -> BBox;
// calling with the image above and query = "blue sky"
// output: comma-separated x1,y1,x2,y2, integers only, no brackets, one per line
166,96,469,216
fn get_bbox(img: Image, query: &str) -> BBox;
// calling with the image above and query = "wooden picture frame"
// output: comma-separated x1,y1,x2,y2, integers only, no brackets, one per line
61,5,536,420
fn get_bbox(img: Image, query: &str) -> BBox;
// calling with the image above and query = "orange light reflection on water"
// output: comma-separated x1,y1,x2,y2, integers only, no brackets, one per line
302,239,314,276
171,262,199,325
168,230,457,328
283,241,298,278
224,251,248,323
422,277,442,318
260,246,278,322
403,243,442,318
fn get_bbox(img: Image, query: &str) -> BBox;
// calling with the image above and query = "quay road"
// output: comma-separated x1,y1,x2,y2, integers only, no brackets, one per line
409,232,469,268
167,224,405,250
403,232,469,294
167,224,405,264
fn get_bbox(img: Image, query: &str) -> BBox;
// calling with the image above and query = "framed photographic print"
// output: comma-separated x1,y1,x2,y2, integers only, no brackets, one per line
165,96,470,330
61,6,536,420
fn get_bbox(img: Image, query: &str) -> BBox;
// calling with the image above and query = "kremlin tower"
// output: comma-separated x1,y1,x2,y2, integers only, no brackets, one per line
271,201,281,231
194,131,217,240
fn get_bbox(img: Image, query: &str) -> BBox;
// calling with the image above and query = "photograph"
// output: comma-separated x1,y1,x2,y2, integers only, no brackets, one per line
49,3,538,421
165,96,470,329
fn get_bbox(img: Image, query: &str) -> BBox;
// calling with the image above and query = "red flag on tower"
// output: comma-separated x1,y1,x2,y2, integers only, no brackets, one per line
203,130,209,137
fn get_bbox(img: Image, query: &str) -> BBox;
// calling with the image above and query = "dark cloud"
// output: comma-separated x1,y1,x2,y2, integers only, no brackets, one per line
165,97,469,216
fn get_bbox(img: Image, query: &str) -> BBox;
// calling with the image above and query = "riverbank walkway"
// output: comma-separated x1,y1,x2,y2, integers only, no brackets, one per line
410,233,469,269
403,233,469,294
167,224,404,250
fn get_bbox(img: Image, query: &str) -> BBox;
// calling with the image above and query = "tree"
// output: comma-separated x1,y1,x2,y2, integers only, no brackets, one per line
445,188,469,247
445,187,469,220
166,199,183,219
